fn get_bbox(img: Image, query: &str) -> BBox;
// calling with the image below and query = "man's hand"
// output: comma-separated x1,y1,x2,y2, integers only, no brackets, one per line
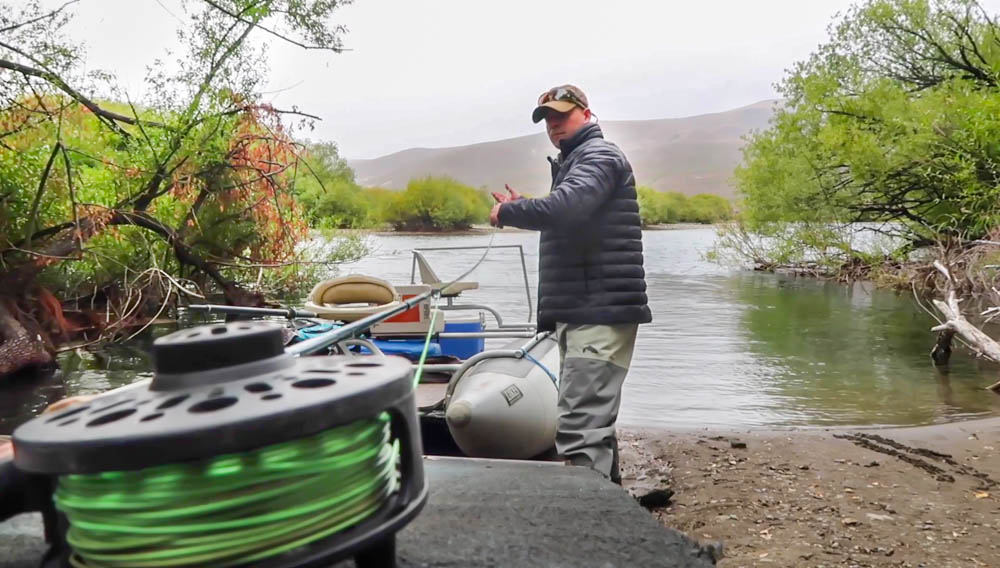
491,184,522,204
490,202,504,227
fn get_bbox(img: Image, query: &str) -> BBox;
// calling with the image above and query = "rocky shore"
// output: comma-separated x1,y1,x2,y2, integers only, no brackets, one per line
620,418,1000,567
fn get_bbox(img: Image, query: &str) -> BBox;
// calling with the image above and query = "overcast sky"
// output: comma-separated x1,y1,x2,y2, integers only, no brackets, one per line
45,0,999,159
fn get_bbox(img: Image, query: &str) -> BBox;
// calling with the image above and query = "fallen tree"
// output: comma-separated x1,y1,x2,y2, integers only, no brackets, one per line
929,261,1000,393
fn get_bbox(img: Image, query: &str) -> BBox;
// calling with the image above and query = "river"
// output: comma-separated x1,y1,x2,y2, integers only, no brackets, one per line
2,227,998,433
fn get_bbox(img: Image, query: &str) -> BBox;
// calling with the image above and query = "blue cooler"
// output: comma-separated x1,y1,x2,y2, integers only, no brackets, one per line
439,313,485,360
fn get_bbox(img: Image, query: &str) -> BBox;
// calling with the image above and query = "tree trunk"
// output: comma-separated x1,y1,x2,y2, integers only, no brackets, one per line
2,209,264,309
931,292,1000,363
930,261,1000,393
0,300,54,378
930,329,955,366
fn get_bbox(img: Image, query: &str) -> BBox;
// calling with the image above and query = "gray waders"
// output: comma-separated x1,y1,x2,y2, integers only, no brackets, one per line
554,322,638,483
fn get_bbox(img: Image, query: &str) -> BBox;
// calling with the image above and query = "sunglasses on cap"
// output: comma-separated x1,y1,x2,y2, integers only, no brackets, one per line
538,87,588,109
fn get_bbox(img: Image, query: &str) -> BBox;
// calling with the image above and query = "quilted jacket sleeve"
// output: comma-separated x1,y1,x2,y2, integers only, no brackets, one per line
498,144,621,231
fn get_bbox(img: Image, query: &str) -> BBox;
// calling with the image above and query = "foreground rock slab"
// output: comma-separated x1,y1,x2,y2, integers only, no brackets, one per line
0,457,715,568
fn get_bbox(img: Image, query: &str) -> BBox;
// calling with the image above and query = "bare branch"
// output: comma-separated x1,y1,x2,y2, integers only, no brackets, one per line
269,107,322,121
24,142,62,249
0,0,79,34
199,0,345,52
0,56,168,132
60,145,82,257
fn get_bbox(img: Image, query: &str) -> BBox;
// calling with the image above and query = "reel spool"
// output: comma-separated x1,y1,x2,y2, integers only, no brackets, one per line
13,322,427,568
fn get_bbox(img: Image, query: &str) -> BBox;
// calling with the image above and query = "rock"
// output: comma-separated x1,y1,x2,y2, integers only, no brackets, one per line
864,460,880,468
866,513,894,522
700,540,724,561
841,517,861,526
637,488,675,509
730,440,747,449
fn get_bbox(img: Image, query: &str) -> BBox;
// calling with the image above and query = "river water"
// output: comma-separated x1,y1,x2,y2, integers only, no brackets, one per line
2,228,998,433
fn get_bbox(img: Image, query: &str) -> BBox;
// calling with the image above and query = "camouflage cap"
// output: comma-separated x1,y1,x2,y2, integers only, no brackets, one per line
532,84,589,123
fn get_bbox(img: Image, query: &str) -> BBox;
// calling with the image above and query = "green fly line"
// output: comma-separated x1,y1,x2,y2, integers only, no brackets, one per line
54,413,400,568
55,227,501,568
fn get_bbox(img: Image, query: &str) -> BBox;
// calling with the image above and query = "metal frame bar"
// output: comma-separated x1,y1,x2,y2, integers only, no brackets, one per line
439,331,536,339
341,338,385,356
438,300,533,330
410,245,533,323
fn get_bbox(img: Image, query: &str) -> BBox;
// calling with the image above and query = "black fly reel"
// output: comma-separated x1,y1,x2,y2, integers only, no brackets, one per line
13,322,427,568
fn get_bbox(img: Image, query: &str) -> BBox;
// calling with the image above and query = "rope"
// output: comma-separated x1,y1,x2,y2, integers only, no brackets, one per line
55,413,399,568
522,351,558,387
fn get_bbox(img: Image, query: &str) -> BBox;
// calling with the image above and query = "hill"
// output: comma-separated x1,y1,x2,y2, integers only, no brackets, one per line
349,100,778,198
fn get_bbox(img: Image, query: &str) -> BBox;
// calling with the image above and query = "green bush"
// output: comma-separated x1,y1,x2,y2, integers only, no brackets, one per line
637,186,732,225
294,143,377,229
637,186,669,224
685,194,734,223
375,176,490,231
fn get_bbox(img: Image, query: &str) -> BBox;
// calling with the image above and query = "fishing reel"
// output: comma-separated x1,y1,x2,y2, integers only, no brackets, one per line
13,322,427,568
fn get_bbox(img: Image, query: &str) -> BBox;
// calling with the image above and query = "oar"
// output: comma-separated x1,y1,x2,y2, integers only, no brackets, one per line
187,304,318,319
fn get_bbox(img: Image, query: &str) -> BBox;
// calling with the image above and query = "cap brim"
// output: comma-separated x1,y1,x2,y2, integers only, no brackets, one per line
531,100,578,123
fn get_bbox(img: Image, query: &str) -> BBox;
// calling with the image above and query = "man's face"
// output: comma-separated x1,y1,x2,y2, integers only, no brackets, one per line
544,107,591,149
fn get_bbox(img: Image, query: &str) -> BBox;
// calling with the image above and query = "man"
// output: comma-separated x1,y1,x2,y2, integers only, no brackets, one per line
490,84,651,483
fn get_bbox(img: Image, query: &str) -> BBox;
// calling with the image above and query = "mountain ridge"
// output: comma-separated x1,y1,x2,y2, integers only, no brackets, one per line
349,99,779,198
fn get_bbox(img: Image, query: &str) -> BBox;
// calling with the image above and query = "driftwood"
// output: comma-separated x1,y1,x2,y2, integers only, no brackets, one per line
930,261,1000,392
0,300,53,376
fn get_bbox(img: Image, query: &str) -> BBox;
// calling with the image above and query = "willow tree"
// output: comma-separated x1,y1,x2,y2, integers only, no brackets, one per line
0,0,354,375
732,0,1000,270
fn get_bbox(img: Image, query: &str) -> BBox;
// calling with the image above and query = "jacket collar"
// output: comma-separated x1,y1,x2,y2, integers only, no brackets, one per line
558,122,603,158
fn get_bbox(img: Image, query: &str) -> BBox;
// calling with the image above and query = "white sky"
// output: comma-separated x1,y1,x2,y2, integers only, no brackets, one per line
36,0,1000,158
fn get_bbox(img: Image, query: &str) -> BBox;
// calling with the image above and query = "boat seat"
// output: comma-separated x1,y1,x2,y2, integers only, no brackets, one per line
303,275,403,322
413,251,479,297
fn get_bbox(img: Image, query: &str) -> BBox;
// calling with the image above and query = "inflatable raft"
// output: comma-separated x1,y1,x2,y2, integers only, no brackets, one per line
287,247,559,460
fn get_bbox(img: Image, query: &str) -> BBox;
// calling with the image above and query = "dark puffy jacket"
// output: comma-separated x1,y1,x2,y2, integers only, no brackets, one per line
498,123,652,332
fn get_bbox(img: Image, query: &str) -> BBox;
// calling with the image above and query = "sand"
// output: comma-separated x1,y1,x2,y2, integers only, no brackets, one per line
619,418,1000,568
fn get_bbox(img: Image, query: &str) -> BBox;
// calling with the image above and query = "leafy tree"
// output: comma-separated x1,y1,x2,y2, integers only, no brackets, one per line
294,142,376,229
0,0,356,374
734,0,1000,266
